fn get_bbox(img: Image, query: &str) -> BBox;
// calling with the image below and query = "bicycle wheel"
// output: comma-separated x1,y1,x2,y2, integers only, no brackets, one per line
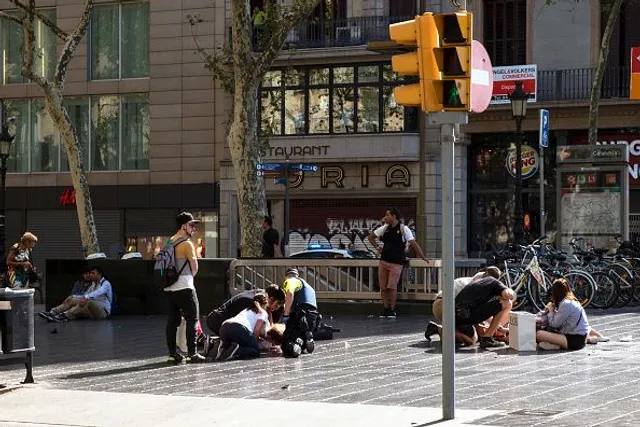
608,264,634,308
500,268,528,310
526,270,552,313
589,270,619,309
563,270,596,308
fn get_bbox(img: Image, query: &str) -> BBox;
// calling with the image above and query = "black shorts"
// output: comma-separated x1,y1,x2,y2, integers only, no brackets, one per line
565,333,587,351
457,324,475,338
457,298,503,326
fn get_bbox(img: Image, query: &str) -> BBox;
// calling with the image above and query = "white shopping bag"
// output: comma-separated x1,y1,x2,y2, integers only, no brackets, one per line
509,311,537,351
177,317,187,353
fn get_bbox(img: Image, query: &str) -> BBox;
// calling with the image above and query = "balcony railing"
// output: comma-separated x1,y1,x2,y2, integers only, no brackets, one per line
537,66,630,102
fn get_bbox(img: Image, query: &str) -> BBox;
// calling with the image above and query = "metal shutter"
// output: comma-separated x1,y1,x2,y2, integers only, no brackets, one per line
94,210,122,259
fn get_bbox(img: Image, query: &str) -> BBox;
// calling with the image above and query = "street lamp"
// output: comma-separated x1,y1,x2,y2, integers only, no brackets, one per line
509,81,528,244
0,100,15,277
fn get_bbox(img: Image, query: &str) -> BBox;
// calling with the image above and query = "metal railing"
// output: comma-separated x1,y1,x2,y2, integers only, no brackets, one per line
537,66,630,102
228,258,486,301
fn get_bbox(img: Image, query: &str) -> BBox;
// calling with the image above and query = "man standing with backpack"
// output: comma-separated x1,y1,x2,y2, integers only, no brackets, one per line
162,212,205,364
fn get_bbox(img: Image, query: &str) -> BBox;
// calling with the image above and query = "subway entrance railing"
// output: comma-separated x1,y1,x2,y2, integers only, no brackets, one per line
228,258,486,301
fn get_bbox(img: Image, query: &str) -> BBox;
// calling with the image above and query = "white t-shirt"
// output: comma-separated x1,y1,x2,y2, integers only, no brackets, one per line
436,277,473,299
223,308,269,334
373,224,415,246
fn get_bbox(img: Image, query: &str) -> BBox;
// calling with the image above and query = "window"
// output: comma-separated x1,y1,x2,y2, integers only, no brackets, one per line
90,2,149,80
1,9,57,84
259,63,418,136
483,0,526,66
5,94,149,173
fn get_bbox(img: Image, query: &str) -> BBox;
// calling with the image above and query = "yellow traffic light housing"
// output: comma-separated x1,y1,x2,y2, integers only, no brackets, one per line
389,14,441,112
433,12,472,111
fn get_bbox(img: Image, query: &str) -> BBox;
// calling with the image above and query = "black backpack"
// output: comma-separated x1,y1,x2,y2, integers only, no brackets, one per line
153,237,189,289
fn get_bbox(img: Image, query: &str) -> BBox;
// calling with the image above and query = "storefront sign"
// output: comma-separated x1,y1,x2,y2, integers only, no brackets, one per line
320,165,411,188
570,135,636,184
268,145,330,157
491,64,537,104
59,189,76,206
506,145,539,179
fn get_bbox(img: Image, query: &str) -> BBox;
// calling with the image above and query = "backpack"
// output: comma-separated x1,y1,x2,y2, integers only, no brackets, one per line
153,237,189,289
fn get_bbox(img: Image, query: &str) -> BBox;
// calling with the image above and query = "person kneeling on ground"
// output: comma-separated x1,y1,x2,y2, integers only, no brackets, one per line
216,294,270,361
42,266,113,322
39,267,93,322
536,278,590,351
206,284,285,335
426,267,505,346
281,268,319,358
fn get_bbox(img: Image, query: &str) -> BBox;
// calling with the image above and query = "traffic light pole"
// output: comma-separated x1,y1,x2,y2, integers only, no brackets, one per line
429,111,468,421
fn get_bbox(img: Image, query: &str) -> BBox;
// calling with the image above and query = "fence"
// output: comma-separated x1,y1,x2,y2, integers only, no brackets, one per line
228,258,486,301
537,66,630,102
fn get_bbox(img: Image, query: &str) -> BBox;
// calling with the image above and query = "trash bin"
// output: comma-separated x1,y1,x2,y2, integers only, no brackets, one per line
0,288,35,353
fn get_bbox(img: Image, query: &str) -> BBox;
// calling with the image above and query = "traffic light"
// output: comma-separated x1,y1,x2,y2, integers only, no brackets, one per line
433,11,472,111
388,14,441,112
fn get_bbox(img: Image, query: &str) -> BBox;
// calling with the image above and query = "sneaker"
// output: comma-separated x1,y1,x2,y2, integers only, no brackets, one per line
538,341,561,351
303,331,315,354
387,309,397,319
38,311,55,322
479,336,505,349
167,353,184,364
217,342,239,361
379,308,390,318
424,321,440,341
185,353,206,364
52,313,68,323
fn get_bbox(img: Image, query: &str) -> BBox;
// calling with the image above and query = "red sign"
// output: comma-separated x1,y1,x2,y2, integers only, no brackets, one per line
491,64,537,104
632,47,640,73
631,47,640,99
59,189,76,206
571,134,640,186
470,40,494,114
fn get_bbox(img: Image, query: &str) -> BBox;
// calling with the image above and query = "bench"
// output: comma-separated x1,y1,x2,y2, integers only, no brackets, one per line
0,300,34,384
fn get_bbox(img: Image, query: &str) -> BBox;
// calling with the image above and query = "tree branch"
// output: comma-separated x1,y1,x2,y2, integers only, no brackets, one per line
54,0,92,88
0,10,24,26
253,0,321,77
9,0,69,40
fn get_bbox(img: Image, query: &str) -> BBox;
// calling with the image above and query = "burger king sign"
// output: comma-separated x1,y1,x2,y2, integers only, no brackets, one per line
506,145,539,179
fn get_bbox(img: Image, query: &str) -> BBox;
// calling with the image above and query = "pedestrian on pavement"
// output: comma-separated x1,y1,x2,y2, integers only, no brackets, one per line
367,208,429,318
216,293,270,361
280,268,319,358
165,212,205,364
38,266,93,321
6,232,38,288
261,216,281,258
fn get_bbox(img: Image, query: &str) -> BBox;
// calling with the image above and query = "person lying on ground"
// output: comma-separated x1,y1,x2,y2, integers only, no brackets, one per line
536,278,590,351
38,267,93,321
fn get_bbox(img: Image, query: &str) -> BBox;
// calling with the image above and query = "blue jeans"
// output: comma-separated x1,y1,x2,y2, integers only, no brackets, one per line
219,321,261,359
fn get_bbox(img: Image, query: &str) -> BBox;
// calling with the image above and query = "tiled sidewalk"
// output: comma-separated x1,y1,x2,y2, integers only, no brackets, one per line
2,309,640,426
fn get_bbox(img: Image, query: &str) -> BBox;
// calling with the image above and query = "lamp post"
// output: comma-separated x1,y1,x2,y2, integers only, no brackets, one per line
509,81,528,244
0,100,15,275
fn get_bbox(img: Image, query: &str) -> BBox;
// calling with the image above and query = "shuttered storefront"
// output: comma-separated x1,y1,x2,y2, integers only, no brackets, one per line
288,198,417,253
94,210,123,259
5,210,25,253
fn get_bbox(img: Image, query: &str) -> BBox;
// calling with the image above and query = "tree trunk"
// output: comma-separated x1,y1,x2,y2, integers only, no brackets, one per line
589,0,624,145
44,90,100,255
228,81,265,257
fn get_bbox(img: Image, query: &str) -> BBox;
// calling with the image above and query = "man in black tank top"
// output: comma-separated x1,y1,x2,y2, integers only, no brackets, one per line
368,207,430,318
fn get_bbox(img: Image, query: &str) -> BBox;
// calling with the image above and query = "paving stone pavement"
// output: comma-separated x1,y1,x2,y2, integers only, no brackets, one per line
2,308,640,426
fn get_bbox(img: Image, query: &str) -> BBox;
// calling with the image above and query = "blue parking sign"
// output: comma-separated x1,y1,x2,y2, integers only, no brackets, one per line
539,109,549,148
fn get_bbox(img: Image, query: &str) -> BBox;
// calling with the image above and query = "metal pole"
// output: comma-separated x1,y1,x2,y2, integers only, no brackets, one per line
514,118,524,243
418,112,426,250
283,156,290,258
0,100,6,275
429,111,467,421
539,146,545,237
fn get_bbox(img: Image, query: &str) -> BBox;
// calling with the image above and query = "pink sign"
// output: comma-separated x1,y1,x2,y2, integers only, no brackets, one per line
470,40,493,113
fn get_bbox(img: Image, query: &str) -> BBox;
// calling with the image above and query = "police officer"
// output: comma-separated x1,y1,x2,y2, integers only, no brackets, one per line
281,268,318,358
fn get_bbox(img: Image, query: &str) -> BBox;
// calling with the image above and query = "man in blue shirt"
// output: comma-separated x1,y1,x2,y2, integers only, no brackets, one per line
47,266,113,322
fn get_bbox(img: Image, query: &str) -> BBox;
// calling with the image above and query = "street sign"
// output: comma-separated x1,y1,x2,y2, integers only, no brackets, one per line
539,109,549,148
470,40,493,113
256,163,285,171
256,170,301,178
630,47,640,100
289,163,318,172
491,64,537,104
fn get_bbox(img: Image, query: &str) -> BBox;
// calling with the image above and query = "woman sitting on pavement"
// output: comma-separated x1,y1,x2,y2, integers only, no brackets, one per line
216,293,269,361
537,278,590,351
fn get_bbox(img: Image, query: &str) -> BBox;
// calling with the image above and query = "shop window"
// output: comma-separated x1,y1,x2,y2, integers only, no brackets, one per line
5,100,30,173
91,95,120,171
90,2,149,80
1,9,57,84
31,99,60,172
259,63,418,136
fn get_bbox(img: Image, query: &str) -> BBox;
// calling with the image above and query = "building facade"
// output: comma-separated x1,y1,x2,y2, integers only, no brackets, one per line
0,0,225,275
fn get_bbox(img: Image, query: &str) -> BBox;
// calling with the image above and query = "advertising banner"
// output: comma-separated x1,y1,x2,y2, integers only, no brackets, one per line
491,64,537,104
